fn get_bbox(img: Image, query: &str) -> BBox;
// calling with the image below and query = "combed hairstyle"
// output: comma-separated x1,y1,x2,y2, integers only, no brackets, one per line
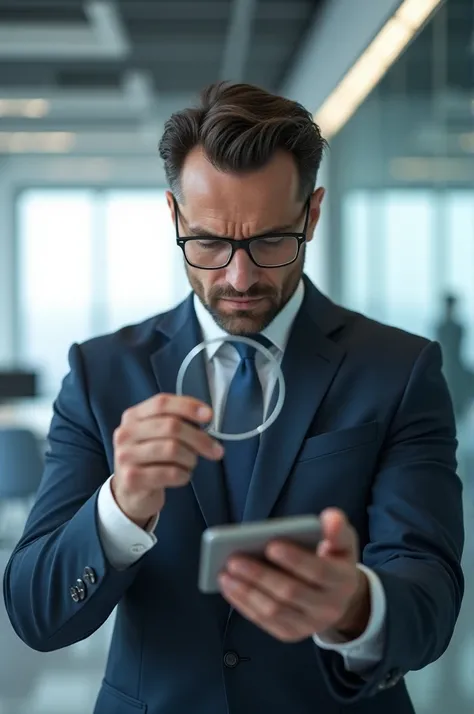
158,81,328,202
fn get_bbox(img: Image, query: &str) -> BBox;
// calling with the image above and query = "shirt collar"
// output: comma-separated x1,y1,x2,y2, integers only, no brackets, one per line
193,279,304,360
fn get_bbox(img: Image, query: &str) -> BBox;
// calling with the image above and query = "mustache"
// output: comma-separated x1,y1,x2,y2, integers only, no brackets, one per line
211,285,276,300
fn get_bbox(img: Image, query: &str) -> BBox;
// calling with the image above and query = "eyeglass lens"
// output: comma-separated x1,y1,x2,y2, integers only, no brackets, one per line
184,236,299,268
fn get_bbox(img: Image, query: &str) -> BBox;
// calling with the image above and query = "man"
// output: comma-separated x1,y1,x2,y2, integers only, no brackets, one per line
4,82,464,714
435,293,474,420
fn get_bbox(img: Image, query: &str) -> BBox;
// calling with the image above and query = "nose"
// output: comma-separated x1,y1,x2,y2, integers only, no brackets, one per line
225,247,259,293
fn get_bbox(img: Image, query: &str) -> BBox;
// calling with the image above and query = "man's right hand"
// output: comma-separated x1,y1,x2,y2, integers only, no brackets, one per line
112,393,224,528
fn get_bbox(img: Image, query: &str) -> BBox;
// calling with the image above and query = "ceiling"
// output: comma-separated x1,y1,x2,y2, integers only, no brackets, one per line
1,0,470,158
0,0,322,92
0,0,325,152
336,0,474,174
379,0,473,95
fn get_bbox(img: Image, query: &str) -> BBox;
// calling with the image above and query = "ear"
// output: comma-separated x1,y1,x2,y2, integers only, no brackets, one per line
305,187,326,243
165,190,175,219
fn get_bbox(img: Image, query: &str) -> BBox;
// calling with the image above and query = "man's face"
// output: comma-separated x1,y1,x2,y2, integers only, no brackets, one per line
167,147,325,335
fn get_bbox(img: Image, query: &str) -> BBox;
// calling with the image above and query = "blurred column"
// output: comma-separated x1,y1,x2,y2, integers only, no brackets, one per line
220,0,257,82
282,0,404,111
431,3,450,293
0,157,15,364
90,191,109,336
282,0,405,301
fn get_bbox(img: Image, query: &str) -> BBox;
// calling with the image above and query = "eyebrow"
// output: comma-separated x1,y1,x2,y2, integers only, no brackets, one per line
185,221,297,238
181,208,304,238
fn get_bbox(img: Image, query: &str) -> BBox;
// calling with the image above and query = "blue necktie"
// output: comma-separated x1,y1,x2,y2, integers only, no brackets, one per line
221,336,272,522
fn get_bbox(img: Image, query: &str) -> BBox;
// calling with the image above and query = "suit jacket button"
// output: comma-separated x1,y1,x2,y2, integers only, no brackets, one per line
378,669,401,690
223,651,239,668
83,566,97,585
75,578,87,601
70,586,80,603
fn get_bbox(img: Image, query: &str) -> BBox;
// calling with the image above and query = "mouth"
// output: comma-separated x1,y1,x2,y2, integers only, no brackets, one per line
219,297,267,310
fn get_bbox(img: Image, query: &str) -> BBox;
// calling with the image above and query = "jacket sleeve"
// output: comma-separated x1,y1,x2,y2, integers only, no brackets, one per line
3,343,143,652
316,340,465,703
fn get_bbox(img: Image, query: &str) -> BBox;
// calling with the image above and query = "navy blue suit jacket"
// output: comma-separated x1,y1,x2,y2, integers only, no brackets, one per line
3,276,464,714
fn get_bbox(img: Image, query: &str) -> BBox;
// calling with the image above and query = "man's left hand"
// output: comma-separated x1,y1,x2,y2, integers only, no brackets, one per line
218,508,370,643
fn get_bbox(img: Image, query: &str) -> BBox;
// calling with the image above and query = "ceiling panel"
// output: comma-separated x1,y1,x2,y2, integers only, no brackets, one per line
379,0,473,96
0,2,87,23
0,0,322,94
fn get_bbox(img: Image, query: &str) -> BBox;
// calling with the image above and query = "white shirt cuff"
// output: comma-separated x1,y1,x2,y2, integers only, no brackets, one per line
312,564,386,673
96,475,159,570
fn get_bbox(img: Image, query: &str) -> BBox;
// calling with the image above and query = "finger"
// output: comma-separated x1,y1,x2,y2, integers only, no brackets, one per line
263,542,345,590
227,552,322,609
318,508,357,557
120,463,192,490
120,439,198,471
117,416,223,461
218,574,308,642
123,393,213,425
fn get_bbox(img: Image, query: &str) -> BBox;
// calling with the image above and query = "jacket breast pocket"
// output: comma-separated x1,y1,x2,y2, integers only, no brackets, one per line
297,422,379,463
94,680,147,714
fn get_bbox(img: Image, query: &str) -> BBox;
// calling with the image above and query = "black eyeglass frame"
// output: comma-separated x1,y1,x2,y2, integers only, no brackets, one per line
173,195,311,270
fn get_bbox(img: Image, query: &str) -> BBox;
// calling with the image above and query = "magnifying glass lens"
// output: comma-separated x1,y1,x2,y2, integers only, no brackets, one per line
176,336,285,441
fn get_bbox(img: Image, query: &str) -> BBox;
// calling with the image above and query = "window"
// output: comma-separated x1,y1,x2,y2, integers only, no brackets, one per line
341,189,474,347
17,189,189,396
383,190,434,336
445,192,474,363
342,191,371,313
17,190,94,395
104,191,182,332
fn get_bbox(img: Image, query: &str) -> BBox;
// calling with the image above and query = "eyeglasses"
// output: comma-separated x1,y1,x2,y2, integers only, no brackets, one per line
173,196,310,270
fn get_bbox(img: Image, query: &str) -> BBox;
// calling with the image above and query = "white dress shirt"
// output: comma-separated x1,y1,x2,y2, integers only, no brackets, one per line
97,279,386,674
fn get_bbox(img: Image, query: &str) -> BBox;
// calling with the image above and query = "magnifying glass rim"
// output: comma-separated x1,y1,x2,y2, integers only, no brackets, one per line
175,335,285,441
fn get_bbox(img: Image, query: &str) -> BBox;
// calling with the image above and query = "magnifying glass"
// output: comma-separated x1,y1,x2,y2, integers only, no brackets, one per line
176,335,285,441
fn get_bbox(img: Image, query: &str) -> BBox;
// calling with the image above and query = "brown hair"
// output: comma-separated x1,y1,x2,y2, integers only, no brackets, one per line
158,81,327,202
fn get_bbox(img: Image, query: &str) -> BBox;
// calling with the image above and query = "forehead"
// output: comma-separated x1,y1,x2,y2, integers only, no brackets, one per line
179,146,301,228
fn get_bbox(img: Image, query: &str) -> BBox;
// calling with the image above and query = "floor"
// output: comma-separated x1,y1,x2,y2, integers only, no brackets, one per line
1,431,473,714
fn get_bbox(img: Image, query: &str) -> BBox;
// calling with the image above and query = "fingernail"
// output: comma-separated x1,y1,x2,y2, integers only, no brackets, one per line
218,573,231,588
213,441,224,457
267,544,286,559
198,405,212,420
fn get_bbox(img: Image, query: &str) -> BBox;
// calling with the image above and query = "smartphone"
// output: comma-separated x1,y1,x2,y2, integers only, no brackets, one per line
198,514,322,593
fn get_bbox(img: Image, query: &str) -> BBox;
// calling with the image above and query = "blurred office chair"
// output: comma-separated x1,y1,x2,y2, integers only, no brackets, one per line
0,427,44,545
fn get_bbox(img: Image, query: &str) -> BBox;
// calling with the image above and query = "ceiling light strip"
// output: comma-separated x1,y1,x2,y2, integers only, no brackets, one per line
314,0,444,138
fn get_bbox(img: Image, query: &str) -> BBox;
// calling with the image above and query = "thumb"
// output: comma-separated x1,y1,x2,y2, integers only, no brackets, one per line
317,508,356,558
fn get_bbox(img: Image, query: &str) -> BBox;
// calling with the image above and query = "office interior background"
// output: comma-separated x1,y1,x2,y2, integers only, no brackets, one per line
0,0,473,712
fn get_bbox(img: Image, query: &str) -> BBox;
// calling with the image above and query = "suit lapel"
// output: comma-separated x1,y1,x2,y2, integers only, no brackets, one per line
242,279,347,522
150,295,229,528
